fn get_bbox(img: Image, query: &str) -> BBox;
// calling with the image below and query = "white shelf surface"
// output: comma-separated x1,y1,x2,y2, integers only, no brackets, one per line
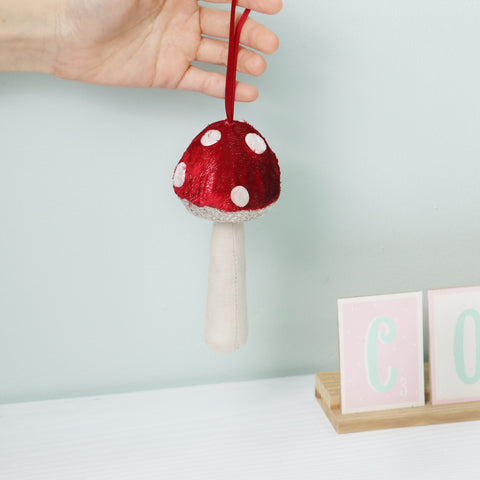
1,374,480,479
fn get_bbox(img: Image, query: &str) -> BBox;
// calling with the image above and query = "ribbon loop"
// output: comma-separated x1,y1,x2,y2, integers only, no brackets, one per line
225,1,251,124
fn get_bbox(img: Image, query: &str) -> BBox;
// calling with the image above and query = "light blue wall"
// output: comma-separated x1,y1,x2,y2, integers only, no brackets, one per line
2,0,480,403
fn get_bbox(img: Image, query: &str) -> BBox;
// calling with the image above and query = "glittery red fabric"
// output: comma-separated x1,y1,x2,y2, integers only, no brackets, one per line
173,120,280,213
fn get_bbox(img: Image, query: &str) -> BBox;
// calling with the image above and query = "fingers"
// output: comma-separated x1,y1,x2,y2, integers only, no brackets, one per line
203,0,283,15
199,7,279,55
196,37,266,76
176,66,259,102
187,1,280,101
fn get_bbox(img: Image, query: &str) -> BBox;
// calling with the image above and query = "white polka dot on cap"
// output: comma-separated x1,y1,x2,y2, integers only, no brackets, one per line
245,133,267,154
173,162,187,188
201,129,221,146
230,186,249,207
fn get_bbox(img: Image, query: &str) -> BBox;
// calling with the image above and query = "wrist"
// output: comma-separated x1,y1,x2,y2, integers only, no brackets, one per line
0,0,58,74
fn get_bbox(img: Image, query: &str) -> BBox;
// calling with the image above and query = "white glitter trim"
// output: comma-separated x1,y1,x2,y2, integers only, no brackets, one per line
182,200,269,223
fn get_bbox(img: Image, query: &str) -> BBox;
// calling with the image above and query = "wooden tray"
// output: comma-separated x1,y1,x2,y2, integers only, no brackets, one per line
315,365,480,433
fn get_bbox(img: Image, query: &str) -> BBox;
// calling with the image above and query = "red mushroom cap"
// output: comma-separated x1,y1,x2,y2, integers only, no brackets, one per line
173,120,280,222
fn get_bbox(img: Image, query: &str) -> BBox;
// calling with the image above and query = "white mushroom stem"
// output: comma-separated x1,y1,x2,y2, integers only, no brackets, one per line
206,222,247,354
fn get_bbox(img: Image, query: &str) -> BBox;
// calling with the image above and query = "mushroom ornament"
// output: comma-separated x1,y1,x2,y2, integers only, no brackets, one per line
172,1,280,354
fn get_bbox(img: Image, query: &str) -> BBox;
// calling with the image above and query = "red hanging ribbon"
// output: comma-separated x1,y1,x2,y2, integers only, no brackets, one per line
225,1,250,124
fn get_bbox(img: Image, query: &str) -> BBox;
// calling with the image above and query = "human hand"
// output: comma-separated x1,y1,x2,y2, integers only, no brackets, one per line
0,0,282,101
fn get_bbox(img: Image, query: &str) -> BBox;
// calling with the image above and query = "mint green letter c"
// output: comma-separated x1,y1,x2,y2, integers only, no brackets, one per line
366,316,398,392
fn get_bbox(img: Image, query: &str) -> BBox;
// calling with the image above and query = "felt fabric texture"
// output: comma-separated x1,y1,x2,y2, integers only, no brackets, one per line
173,120,280,221
206,222,247,354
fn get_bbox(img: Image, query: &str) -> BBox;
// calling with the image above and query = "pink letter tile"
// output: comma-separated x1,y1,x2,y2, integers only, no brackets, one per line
338,292,424,413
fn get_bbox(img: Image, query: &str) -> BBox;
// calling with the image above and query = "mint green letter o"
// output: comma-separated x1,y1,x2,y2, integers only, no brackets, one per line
454,309,480,385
